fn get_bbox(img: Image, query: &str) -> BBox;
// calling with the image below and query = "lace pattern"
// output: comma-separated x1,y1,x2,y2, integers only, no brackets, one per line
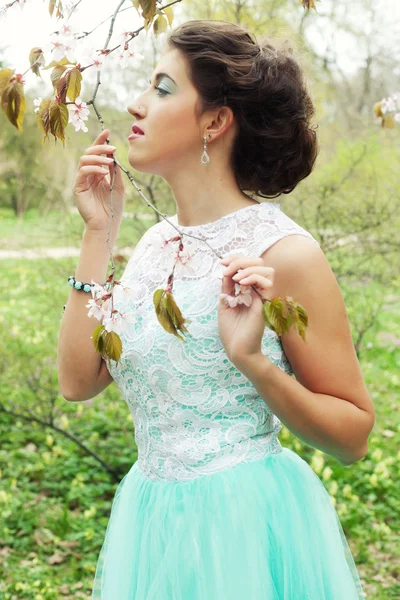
106,201,320,482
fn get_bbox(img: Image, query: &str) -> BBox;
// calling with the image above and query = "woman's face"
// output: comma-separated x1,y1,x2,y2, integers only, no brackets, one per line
126,47,205,176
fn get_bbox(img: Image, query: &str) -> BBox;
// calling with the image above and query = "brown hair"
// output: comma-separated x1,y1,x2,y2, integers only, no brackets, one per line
167,20,319,199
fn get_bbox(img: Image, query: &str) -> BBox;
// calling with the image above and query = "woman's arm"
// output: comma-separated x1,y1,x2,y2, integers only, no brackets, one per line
57,228,117,402
235,234,375,466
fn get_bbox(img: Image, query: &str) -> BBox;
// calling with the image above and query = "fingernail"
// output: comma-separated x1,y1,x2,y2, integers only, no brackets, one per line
108,145,116,150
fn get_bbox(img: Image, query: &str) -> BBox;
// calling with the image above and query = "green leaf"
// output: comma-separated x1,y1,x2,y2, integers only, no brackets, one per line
42,57,75,70
29,47,46,77
263,297,288,336
104,331,122,364
286,296,308,342
49,101,69,146
153,288,190,341
300,0,320,10
36,98,52,141
56,68,82,103
66,68,82,103
1,77,26,131
51,65,68,91
153,14,169,35
91,324,105,353
48,0,64,18
49,0,57,17
0,68,14,99
262,296,308,342
162,6,174,25
140,0,157,21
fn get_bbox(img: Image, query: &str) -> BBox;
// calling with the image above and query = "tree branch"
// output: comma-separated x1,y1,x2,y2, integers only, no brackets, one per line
0,401,123,482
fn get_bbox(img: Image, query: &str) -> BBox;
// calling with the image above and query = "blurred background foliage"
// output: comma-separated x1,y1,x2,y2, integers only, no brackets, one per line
0,0,399,598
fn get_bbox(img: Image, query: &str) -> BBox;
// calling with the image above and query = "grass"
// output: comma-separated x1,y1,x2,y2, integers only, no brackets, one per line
0,207,159,250
0,212,399,599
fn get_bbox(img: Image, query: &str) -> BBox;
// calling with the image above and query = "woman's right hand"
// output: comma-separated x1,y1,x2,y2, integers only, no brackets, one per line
72,128,125,234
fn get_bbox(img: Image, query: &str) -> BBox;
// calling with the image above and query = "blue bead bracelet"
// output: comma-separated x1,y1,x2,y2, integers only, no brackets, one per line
68,275,93,293
64,276,112,312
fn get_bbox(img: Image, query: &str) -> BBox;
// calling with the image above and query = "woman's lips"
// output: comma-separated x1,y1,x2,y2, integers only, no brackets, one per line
129,124,145,140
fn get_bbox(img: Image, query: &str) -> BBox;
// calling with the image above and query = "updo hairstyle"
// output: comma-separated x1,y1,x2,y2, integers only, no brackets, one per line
167,20,319,199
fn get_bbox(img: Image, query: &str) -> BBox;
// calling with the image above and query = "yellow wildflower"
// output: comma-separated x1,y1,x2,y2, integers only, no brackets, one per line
342,484,352,498
369,473,378,487
311,454,324,474
328,480,338,496
322,466,333,481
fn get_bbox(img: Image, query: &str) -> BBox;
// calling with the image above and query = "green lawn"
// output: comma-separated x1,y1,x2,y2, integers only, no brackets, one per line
0,207,158,250
0,214,399,599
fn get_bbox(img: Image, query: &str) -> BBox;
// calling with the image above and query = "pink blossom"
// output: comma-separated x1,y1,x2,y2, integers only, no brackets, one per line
90,279,109,299
59,23,77,39
44,36,78,63
80,47,104,72
175,248,196,276
86,279,137,337
380,92,400,123
115,43,144,69
67,97,90,133
6,0,27,12
150,232,181,262
103,310,136,334
219,283,253,308
33,97,42,113
86,298,109,321
117,30,134,48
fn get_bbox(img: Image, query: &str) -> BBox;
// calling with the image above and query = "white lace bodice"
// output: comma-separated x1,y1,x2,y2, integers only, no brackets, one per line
106,201,320,482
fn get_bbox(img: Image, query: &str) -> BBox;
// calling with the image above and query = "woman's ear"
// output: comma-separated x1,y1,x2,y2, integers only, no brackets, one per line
207,106,236,141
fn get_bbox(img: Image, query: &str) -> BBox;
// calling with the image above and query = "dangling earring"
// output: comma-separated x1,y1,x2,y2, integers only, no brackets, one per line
200,134,212,166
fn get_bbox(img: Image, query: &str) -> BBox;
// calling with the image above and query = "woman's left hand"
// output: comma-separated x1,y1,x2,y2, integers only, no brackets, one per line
218,254,275,366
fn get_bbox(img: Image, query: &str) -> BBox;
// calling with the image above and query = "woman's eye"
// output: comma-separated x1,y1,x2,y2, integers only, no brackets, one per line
155,85,168,97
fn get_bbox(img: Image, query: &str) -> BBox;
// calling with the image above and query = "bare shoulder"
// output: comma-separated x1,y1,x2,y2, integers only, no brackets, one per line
260,234,375,418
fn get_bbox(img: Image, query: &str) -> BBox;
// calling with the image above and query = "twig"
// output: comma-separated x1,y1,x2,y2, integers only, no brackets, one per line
0,401,123,482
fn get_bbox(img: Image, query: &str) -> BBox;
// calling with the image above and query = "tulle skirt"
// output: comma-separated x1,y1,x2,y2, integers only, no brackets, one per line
91,447,366,599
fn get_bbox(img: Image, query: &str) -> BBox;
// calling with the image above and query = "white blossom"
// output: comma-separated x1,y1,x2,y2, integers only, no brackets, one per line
380,92,400,116
33,97,42,113
90,280,109,299
58,23,78,39
43,36,78,63
86,280,137,338
174,248,196,276
80,47,105,72
103,310,136,334
219,283,253,308
68,97,90,133
150,232,181,260
86,298,109,321
116,29,134,48
6,0,27,12
115,43,144,70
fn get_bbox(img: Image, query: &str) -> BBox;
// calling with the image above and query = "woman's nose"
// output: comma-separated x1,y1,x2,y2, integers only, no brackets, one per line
127,101,145,119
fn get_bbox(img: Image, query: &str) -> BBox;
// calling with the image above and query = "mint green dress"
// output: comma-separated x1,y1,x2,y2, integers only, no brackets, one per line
91,201,366,599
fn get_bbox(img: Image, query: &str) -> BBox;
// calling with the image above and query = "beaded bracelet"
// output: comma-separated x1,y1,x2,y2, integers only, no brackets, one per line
68,275,93,293
63,276,111,312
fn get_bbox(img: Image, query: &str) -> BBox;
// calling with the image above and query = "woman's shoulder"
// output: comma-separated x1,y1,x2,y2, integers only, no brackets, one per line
244,202,320,260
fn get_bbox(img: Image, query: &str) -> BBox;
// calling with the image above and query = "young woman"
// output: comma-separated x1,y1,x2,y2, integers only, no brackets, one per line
58,19,374,599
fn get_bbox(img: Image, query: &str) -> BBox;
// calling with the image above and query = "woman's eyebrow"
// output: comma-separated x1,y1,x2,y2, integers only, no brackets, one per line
150,72,177,86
